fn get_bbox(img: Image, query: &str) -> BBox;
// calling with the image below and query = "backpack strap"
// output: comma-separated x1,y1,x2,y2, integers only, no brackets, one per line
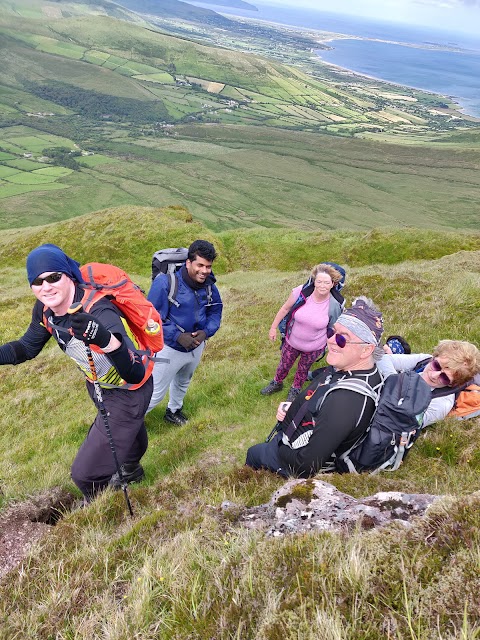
166,269,213,326
282,376,379,447
166,270,180,308
367,430,417,475
335,378,384,474
206,284,213,306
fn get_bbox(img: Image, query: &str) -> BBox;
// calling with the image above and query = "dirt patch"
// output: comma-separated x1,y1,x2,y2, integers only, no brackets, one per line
0,487,75,581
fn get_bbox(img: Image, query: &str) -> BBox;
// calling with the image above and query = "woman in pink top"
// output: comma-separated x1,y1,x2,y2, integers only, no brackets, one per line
261,264,344,402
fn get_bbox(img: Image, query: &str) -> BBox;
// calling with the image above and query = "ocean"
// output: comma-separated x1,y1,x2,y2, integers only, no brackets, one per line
192,1,480,117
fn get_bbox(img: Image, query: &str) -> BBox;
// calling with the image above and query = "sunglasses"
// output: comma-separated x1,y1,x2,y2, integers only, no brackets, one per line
327,327,369,349
31,272,64,287
430,358,453,387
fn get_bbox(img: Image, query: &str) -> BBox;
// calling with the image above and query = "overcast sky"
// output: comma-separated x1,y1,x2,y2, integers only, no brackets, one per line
262,0,480,35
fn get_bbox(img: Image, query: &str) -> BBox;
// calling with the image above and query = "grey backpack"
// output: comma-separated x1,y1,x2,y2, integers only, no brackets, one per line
337,371,433,474
151,247,212,308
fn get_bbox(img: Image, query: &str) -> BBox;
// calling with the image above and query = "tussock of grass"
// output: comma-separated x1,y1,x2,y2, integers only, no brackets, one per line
0,208,479,638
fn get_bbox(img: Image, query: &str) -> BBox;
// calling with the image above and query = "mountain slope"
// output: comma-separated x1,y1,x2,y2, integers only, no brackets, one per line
0,208,479,638
115,0,235,24
191,0,258,8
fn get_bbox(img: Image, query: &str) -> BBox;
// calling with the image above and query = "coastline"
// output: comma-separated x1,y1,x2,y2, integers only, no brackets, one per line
192,2,480,120
314,39,480,119
314,53,473,118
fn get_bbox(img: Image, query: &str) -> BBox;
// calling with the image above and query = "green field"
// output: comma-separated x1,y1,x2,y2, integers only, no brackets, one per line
4,171,60,184
5,158,47,170
0,0,479,235
0,122,480,231
0,181,69,199
32,166,73,176
0,165,20,178
77,153,116,167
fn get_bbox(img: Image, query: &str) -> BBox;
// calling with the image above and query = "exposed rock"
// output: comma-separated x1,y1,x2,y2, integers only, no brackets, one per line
240,479,440,537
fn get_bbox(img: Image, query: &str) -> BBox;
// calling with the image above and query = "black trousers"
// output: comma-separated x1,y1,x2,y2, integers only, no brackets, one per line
246,432,289,477
71,376,153,499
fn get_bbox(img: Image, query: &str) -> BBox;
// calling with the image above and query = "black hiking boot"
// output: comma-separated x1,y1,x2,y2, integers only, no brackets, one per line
286,386,301,402
260,380,284,396
165,407,188,426
108,463,145,489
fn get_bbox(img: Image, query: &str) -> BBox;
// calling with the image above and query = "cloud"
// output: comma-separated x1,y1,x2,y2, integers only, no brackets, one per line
414,0,480,8
415,0,479,4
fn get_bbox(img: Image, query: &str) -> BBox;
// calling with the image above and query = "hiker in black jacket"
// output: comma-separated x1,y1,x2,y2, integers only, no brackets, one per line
0,244,153,501
246,298,384,477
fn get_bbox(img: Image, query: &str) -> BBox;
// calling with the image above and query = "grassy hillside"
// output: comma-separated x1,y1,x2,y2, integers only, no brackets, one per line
0,207,479,638
2,122,480,232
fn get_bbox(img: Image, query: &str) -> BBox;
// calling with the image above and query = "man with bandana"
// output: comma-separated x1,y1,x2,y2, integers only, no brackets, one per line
246,297,384,477
0,244,153,502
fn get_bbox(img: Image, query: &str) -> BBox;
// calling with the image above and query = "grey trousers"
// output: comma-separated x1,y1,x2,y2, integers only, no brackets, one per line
148,342,205,413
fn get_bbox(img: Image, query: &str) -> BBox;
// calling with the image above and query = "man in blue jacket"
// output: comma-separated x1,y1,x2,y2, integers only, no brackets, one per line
147,240,223,425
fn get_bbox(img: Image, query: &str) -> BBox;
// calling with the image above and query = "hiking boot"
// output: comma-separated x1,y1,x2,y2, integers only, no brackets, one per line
286,386,301,402
108,463,145,489
260,380,284,395
165,407,188,426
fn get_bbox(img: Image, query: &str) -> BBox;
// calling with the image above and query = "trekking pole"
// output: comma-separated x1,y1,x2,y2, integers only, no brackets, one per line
68,303,134,517
265,421,282,443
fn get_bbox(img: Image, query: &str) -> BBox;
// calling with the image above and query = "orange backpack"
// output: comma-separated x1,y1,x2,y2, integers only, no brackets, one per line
449,382,480,420
79,263,164,354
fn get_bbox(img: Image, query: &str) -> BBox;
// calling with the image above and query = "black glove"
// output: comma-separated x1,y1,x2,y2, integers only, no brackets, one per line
193,330,207,345
70,312,111,348
177,332,197,350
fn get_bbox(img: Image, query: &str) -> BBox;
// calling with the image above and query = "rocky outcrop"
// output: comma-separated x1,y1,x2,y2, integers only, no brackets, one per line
236,479,440,537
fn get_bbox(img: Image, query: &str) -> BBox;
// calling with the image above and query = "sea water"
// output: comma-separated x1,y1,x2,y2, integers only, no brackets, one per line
192,1,480,117
318,39,480,117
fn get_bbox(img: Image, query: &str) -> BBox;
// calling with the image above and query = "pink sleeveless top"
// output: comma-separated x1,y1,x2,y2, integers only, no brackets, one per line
286,285,329,352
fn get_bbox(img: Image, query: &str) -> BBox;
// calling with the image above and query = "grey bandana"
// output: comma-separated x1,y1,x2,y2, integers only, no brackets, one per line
336,314,378,345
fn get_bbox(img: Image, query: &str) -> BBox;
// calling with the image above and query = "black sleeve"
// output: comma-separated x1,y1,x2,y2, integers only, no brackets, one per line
278,388,373,477
0,301,51,365
107,335,145,384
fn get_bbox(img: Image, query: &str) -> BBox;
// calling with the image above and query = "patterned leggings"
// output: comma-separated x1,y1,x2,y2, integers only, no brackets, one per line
274,341,325,389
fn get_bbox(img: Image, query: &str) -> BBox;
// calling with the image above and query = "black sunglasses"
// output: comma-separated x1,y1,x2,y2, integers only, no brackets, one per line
430,358,453,387
327,327,369,349
31,272,64,287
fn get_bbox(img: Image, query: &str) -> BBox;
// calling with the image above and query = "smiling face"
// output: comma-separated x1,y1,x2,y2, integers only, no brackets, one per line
30,272,76,315
186,255,213,284
326,322,375,371
421,356,454,388
313,272,334,299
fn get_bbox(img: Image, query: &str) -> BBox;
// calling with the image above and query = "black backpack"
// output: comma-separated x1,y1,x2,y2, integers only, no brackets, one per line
151,247,212,308
278,262,346,341
337,371,433,474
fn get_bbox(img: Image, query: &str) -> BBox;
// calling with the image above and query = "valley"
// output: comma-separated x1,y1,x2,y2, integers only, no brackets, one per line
1,0,479,231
